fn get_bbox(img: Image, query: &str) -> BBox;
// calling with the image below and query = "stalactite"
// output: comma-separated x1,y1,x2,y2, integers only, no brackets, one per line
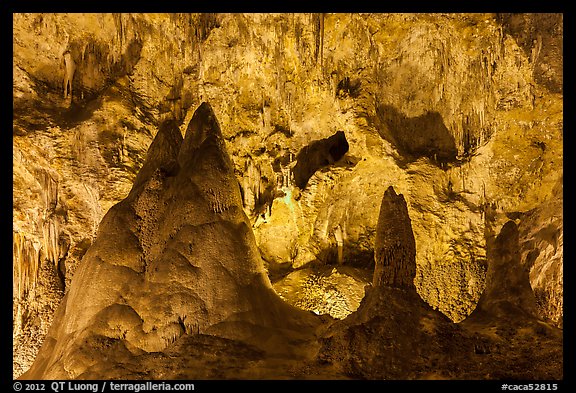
119,127,128,163
13,231,42,336
83,183,102,239
334,225,344,264
42,219,60,271
319,13,325,70
294,16,302,60
35,169,63,272
39,169,58,213
280,162,293,189
530,33,543,68
113,13,124,49
13,232,41,302
243,156,262,214
308,13,324,69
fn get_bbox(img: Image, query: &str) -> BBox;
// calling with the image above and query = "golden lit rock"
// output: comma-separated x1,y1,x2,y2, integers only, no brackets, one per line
13,12,562,380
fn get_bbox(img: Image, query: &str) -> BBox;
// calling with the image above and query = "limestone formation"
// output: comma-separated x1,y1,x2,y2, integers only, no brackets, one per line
315,207,561,380
130,118,183,194
373,186,417,288
242,155,262,215
517,179,563,327
13,13,563,380
469,220,538,320
62,50,75,100
21,102,322,379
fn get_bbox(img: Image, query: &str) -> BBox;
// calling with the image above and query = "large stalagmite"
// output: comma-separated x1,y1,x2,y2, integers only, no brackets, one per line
470,220,538,319
315,187,562,379
373,186,417,288
317,186,461,379
21,103,322,379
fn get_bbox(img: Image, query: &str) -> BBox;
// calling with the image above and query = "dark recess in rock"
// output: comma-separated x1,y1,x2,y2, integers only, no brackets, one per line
315,242,374,269
336,77,361,98
375,104,458,165
373,186,417,288
65,37,144,104
293,131,349,189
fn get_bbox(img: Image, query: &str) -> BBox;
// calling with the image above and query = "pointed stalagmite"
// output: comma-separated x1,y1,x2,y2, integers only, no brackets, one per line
373,186,416,288
471,220,538,319
129,118,183,195
21,102,321,380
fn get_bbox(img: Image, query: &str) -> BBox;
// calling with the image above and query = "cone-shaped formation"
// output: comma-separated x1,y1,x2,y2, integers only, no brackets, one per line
469,220,538,320
21,103,321,380
373,186,417,288
130,118,183,195
317,185,460,378
178,102,227,168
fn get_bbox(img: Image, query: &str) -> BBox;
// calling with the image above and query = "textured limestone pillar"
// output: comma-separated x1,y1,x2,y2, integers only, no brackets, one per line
475,220,538,317
373,186,416,288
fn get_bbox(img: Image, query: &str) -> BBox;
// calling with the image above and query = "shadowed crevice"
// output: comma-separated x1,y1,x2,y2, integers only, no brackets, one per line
375,104,458,165
293,131,349,190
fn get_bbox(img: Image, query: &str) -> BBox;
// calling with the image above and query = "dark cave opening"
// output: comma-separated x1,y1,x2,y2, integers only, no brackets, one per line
336,77,362,99
315,241,375,270
292,130,350,189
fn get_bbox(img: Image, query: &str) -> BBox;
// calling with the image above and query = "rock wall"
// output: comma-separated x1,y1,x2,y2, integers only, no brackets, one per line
13,13,563,377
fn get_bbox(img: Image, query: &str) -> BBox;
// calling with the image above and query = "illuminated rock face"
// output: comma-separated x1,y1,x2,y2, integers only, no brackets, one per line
13,13,563,378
